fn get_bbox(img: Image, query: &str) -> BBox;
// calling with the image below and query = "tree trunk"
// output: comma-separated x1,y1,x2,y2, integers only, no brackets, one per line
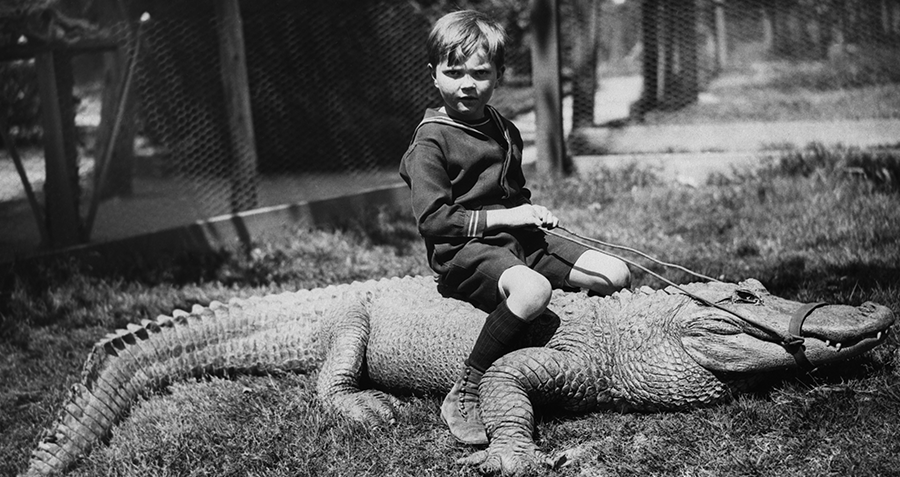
675,0,698,105
761,2,774,53
571,0,600,128
639,0,660,114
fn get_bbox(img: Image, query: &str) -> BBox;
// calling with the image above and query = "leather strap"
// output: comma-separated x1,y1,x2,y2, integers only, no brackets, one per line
547,226,832,373
785,302,828,371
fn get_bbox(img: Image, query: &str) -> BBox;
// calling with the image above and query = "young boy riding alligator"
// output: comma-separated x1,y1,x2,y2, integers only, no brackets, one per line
20,10,896,477
398,9,631,446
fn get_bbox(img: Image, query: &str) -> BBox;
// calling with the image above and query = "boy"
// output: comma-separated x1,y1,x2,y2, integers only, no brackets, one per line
399,10,631,445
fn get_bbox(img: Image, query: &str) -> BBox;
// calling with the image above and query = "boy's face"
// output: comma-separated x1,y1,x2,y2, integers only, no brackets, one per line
430,48,503,121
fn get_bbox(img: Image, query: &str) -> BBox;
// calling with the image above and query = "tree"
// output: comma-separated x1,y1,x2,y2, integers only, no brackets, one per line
638,0,700,114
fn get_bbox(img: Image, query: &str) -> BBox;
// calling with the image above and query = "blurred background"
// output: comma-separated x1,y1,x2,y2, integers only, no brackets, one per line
1,0,898,261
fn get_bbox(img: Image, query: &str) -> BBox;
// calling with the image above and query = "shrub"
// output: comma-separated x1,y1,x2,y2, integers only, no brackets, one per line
759,143,900,193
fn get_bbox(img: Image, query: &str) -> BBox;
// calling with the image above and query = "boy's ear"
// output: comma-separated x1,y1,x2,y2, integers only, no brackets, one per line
428,63,439,88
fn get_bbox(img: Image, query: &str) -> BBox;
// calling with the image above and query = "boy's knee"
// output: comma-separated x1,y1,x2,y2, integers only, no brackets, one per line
570,251,631,296
610,259,632,290
499,266,551,320
601,256,631,289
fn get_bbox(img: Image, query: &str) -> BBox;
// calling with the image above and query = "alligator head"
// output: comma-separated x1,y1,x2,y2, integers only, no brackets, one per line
676,278,895,374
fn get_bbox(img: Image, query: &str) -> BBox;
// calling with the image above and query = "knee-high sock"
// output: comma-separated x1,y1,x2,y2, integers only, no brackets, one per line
465,300,527,373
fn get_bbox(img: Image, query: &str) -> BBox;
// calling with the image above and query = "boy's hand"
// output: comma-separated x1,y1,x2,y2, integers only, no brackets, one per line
486,204,559,230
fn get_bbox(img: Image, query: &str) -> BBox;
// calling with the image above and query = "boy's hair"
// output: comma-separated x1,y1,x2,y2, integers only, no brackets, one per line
427,10,508,70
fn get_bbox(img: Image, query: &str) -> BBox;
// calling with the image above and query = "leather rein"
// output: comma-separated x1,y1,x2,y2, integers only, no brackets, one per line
547,226,824,371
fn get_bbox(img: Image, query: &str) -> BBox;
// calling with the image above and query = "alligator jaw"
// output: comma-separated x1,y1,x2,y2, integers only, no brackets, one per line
683,302,895,374
797,302,895,365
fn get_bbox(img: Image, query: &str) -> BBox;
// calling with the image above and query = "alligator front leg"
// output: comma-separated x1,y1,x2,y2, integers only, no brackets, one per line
316,295,398,425
459,347,603,475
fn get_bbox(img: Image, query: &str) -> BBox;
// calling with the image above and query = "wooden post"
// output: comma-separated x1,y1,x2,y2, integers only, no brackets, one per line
530,0,566,177
215,0,259,213
35,50,82,247
85,27,141,239
714,0,728,70
93,0,138,199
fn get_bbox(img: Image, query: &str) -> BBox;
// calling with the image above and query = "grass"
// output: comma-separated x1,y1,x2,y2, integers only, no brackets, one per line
2,146,900,476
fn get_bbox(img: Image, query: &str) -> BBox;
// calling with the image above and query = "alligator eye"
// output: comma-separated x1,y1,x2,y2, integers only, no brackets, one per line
733,289,761,304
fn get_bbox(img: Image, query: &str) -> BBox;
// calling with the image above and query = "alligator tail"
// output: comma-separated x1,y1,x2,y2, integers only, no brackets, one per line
21,287,336,476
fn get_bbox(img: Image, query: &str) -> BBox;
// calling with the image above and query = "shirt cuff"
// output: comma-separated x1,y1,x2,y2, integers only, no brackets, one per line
465,210,487,237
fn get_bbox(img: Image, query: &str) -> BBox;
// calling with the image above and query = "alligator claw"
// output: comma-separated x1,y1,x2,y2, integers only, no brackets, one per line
457,449,489,466
458,442,548,475
330,390,399,425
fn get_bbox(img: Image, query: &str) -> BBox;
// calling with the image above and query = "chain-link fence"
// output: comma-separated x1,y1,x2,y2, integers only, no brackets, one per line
571,0,900,126
133,1,436,214
1,0,438,259
2,0,900,261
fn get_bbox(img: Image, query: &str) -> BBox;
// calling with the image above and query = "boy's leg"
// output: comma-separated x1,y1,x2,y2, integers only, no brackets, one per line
524,231,631,297
565,250,632,296
497,264,553,321
442,265,551,445
467,265,551,369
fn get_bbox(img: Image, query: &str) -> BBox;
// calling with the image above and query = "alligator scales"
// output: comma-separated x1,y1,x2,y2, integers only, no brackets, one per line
21,276,895,475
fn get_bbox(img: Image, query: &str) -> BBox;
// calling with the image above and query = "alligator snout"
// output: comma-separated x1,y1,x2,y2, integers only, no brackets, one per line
801,301,895,349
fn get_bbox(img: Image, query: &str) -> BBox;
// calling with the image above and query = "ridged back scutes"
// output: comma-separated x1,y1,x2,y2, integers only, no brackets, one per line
23,275,434,476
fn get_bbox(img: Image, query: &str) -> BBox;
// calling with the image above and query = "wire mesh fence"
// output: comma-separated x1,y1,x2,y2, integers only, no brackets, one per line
0,0,438,259
577,0,900,125
1,0,899,261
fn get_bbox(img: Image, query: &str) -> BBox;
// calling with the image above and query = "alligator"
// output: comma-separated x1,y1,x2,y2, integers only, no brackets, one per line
20,275,895,476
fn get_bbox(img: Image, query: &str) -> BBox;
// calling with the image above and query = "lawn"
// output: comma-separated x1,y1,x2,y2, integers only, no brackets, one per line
2,145,899,477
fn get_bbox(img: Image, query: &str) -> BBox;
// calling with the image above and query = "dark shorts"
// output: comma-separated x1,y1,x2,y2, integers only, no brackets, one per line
435,228,589,312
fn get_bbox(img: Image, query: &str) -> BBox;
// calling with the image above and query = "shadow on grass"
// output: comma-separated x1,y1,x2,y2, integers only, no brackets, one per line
760,259,900,307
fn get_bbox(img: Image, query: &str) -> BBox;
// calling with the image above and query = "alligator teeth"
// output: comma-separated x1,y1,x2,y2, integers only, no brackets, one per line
834,342,842,351
877,331,883,340
825,340,831,347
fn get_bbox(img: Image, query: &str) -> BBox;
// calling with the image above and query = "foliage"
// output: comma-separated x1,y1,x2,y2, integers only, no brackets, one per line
0,61,42,145
1,146,899,476
754,143,900,193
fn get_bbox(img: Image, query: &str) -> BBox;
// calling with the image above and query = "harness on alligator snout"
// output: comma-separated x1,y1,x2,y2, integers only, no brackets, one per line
785,301,828,371
546,226,827,372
